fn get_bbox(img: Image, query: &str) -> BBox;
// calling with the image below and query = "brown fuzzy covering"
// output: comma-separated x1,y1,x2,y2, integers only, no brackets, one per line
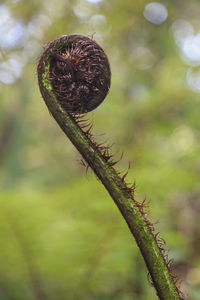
49,35,111,113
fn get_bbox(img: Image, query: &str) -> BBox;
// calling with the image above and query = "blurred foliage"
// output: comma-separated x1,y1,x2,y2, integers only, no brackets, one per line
0,0,200,299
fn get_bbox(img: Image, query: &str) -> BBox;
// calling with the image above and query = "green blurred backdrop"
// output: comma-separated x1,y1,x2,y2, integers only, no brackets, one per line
0,0,200,299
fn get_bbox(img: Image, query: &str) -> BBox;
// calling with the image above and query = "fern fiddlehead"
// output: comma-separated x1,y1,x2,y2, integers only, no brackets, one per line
37,34,183,300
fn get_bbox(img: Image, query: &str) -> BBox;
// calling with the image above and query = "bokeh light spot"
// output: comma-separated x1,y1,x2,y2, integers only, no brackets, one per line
171,126,195,153
73,1,94,18
171,19,194,46
130,46,155,70
182,34,200,66
0,5,27,48
143,2,168,25
89,14,107,32
87,0,103,3
0,59,23,84
171,20,200,66
186,68,200,93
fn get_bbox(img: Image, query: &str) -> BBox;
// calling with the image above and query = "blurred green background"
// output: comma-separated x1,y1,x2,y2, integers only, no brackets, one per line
0,0,200,299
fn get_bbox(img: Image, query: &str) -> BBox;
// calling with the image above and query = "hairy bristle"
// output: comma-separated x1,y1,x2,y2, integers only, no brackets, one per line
75,112,185,299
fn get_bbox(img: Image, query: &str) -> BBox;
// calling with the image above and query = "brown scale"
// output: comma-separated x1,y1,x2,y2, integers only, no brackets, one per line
49,36,111,113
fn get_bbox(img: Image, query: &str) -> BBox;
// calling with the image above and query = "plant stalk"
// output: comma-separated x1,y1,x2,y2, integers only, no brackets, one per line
38,52,181,300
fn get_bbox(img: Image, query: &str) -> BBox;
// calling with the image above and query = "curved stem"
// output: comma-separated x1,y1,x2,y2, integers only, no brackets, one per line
38,49,182,300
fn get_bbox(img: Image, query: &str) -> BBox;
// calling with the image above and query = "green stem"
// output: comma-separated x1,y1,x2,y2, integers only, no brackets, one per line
38,50,182,300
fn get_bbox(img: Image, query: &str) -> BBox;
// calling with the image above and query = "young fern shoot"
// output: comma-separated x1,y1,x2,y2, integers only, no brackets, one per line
37,34,183,300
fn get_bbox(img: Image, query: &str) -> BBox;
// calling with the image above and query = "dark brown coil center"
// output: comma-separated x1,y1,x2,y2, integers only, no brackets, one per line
49,36,111,113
